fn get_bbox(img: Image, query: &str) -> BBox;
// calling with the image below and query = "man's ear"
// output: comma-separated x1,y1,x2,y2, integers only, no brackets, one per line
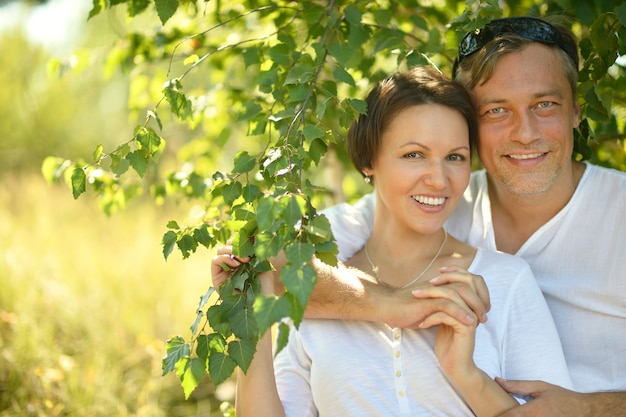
573,101,581,129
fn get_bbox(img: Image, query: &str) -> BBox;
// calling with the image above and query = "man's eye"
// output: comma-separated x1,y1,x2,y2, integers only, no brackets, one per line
538,101,552,108
489,107,504,114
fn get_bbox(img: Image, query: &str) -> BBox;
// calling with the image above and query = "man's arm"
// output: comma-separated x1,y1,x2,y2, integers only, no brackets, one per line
213,247,490,329
305,258,490,328
495,379,626,417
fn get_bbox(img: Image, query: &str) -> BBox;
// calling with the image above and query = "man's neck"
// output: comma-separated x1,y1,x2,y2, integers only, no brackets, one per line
487,161,586,254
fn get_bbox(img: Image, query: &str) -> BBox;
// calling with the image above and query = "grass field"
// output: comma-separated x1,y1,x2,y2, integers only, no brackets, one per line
0,174,234,416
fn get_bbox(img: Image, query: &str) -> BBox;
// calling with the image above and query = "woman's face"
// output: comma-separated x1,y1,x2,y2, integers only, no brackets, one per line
365,103,471,236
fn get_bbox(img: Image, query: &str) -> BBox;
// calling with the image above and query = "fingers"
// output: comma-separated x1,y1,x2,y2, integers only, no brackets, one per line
408,293,477,327
427,267,490,323
211,245,250,289
495,378,548,398
412,282,485,326
419,309,477,330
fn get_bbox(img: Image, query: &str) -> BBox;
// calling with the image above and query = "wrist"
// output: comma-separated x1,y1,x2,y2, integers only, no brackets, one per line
445,365,486,394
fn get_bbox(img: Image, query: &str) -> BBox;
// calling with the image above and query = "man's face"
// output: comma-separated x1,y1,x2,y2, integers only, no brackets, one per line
471,43,580,197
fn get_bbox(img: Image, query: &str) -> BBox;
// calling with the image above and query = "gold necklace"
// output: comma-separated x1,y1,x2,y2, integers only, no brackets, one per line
364,229,448,289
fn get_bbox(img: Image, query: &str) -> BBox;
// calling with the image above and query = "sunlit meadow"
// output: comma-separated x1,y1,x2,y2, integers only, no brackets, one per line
0,175,234,416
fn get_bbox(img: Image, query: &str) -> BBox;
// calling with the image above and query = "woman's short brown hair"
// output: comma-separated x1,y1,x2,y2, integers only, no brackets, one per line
346,66,478,176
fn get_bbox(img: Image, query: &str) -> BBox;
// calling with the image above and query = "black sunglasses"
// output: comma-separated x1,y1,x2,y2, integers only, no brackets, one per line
454,17,578,73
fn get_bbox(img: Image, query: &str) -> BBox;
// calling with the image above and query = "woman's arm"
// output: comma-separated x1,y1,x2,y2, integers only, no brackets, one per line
235,327,285,417
430,267,518,417
212,251,285,417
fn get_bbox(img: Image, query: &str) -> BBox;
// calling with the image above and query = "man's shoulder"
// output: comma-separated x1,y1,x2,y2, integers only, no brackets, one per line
581,162,626,194
321,193,375,261
585,162,626,180
321,192,375,222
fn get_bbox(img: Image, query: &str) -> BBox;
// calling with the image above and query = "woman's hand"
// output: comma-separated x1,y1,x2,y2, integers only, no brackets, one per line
211,245,276,295
415,267,481,380
211,245,249,289
432,303,477,381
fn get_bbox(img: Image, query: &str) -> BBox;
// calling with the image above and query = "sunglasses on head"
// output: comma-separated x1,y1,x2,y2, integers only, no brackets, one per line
454,17,578,73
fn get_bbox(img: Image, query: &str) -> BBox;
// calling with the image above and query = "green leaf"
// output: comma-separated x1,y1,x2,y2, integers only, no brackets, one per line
232,151,257,174
162,336,190,375
127,150,149,178
71,167,86,200
163,79,192,120
267,43,292,66
181,357,206,399
242,184,261,202
345,98,368,115
189,310,204,337
155,0,178,25
229,304,258,340
41,156,70,183
284,242,315,266
207,304,231,337
190,286,215,335
221,181,242,205
284,291,305,327
196,333,226,360
162,230,178,260
303,214,333,243
280,264,317,308
193,225,213,248
281,195,304,228
127,0,151,17
238,101,263,121
208,351,237,385
92,144,103,161
332,66,356,87
242,47,261,67
230,265,252,292
274,322,291,356
284,64,315,85
302,124,325,141
177,234,198,259
88,0,105,20
256,197,277,230
255,231,281,259
308,137,327,165
328,41,353,67
232,227,255,259
254,294,291,335
135,126,163,156
110,153,130,176
344,3,362,25
228,338,257,373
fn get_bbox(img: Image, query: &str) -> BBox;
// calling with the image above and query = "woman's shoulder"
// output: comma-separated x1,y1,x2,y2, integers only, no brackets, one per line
470,248,534,284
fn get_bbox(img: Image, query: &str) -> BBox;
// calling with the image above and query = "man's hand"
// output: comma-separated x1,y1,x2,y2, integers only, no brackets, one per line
494,379,626,417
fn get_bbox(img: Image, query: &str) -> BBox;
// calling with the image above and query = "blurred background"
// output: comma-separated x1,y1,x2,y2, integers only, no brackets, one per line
0,0,233,415
1,0,624,416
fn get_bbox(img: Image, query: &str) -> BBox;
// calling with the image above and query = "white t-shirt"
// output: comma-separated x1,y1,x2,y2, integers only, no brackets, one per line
274,249,572,417
323,162,626,393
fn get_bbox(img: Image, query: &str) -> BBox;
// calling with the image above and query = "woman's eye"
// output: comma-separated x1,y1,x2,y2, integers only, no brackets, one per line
404,152,422,159
447,154,466,162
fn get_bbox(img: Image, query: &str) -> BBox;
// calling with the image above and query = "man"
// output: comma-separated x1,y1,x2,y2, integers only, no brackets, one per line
316,16,626,416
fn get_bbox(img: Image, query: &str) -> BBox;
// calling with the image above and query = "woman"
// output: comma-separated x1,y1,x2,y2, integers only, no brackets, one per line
213,66,572,416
